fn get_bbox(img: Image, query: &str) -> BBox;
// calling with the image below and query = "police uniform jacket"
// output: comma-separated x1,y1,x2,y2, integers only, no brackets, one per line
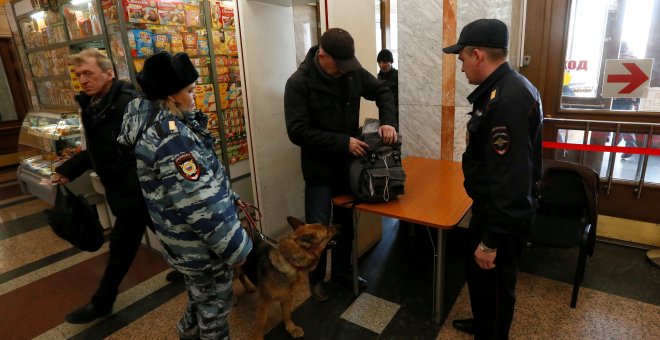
56,79,145,217
284,45,397,186
462,62,543,249
118,98,252,275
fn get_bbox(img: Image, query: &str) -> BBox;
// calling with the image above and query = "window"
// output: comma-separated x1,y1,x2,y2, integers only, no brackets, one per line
561,0,660,113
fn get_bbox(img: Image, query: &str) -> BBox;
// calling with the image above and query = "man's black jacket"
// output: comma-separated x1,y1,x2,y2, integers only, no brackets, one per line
56,79,145,217
284,46,397,186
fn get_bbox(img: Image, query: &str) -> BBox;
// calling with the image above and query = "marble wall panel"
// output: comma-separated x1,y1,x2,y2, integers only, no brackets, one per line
398,0,443,108
400,104,442,159
453,105,472,161
455,0,514,103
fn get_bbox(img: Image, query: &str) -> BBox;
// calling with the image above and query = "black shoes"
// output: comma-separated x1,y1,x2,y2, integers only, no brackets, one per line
309,282,328,302
452,318,476,334
165,270,184,282
65,303,112,324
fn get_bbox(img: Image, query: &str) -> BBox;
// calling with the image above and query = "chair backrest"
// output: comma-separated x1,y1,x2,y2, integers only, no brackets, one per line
534,160,600,252
537,168,588,220
540,160,599,226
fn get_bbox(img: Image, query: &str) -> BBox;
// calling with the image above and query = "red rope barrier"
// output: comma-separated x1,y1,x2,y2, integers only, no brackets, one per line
543,141,660,156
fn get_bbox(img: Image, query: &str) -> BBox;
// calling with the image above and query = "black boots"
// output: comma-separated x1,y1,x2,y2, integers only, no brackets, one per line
452,318,476,334
65,303,112,324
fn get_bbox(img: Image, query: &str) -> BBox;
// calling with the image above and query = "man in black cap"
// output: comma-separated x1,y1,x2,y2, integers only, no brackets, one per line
443,19,543,338
377,49,398,126
284,28,397,302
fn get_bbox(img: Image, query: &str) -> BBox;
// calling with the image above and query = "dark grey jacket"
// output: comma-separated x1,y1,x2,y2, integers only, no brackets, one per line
284,46,397,186
56,79,145,217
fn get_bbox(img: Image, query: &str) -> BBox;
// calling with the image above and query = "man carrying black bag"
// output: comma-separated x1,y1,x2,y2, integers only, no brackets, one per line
51,48,156,324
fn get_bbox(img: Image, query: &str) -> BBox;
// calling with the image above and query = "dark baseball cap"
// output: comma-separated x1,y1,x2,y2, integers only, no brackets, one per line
442,19,509,54
320,28,362,72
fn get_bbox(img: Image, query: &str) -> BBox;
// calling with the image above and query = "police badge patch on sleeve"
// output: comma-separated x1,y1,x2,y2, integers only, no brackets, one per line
490,126,510,155
175,152,201,181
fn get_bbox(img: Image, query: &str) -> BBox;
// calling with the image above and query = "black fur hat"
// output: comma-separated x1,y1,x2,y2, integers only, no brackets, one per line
137,51,199,100
377,49,394,63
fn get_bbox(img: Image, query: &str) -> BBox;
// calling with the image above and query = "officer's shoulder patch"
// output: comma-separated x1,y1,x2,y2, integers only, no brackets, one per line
490,126,510,155
175,152,201,181
488,87,500,104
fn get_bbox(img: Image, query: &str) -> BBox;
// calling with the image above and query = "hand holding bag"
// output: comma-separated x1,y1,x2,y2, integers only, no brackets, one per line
46,185,105,252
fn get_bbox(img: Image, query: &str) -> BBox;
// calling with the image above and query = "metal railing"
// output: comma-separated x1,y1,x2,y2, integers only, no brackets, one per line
545,117,660,198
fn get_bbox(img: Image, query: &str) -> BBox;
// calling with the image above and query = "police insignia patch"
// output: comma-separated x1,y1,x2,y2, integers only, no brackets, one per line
490,126,510,155
175,153,201,181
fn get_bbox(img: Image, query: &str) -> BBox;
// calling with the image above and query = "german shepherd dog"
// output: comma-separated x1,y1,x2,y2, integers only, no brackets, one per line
238,216,338,339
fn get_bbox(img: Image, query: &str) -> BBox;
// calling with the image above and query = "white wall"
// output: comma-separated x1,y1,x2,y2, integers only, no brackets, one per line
324,0,379,121
238,0,304,238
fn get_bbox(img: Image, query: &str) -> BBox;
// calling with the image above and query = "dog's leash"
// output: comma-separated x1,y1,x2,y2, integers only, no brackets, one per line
237,203,279,249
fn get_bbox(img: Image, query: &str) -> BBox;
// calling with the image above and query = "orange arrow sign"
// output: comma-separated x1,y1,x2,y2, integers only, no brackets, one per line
607,62,650,94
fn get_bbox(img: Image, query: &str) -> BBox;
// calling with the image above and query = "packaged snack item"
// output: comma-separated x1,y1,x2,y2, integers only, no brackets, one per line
212,31,228,56
184,4,200,27
211,1,222,29
170,32,184,53
225,30,238,56
124,0,159,24
157,0,185,25
133,58,145,72
182,32,199,56
194,84,216,112
205,112,218,130
220,2,235,30
152,33,170,53
102,0,118,24
197,36,209,56
127,28,137,56
132,29,154,57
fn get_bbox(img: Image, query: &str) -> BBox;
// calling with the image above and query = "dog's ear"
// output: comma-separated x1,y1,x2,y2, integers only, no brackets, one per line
287,216,305,230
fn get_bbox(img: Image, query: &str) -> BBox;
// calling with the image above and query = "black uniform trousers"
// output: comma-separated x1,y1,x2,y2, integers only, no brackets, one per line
466,202,528,340
91,209,152,310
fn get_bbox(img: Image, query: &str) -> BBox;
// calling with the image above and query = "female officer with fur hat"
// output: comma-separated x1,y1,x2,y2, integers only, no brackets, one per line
118,51,252,339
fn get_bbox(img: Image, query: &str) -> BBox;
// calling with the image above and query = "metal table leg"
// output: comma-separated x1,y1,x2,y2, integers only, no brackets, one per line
433,228,446,324
352,210,359,296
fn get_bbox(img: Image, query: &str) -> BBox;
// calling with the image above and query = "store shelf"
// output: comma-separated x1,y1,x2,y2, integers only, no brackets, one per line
32,75,71,82
26,41,69,54
69,35,105,46
25,129,81,141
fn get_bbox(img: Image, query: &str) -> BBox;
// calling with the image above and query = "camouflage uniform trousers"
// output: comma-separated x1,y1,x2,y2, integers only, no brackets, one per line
178,257,234,340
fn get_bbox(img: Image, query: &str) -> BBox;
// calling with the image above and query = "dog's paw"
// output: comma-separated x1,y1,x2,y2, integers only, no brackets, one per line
286,325,304,338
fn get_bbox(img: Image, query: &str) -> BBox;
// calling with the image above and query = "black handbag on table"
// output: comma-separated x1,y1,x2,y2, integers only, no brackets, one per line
46,184,105,252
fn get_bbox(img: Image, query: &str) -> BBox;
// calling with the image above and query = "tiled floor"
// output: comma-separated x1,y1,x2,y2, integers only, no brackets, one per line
0,165,658,339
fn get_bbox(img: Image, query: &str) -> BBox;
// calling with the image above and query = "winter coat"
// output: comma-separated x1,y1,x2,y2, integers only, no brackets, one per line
284,45,397,186
56,79,145,217
118,97,252,275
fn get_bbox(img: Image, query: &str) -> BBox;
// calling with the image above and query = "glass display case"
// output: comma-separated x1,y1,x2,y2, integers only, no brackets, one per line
16,110,84,203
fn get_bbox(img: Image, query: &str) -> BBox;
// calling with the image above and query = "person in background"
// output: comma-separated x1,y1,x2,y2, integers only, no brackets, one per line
377,48,399,126
443,19,543,339
118,51,252,339
284,28,397,302
52,48,156,324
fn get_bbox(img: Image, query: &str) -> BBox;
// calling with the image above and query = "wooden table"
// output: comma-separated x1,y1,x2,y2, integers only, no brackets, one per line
334,156,472,323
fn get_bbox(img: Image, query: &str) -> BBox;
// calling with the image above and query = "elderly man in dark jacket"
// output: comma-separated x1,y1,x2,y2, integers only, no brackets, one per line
52,48,154,324
284,28,397,302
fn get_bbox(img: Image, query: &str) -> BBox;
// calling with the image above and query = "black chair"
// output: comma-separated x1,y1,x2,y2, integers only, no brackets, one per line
528,160,599,308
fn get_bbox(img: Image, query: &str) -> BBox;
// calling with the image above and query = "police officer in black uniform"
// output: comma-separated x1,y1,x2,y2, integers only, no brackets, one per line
443,19,543,339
